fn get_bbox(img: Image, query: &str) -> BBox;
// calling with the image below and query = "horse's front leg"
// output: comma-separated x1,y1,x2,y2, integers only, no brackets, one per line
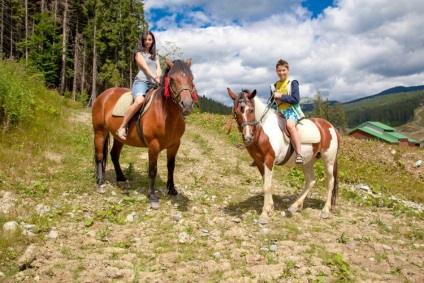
147,143,160,209
166,142,180,196
258,165,275,224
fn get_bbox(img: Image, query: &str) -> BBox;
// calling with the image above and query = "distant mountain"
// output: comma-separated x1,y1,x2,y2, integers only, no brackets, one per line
301,85,424,113
344,85,424,104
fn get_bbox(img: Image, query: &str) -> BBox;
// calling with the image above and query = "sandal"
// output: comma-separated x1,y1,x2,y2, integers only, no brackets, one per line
116,126,127,140
295,154,304,164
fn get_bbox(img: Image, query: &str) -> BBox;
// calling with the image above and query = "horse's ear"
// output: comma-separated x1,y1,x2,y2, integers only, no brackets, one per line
186,58,192,67
251,90,257,98
166,59,173,68
227,88,238,100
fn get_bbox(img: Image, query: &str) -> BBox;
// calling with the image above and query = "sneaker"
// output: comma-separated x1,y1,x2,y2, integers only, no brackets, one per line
295,154,304,164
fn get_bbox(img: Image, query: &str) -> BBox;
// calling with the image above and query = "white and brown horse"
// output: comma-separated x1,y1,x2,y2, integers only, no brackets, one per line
228,88,340,224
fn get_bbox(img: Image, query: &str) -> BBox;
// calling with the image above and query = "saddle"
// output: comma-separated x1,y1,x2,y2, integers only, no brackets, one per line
277,113,321,144
112,86,157,118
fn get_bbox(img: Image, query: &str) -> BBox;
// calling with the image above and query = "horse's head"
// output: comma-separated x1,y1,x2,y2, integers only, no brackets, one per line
163,59,196,116
227,88,258,145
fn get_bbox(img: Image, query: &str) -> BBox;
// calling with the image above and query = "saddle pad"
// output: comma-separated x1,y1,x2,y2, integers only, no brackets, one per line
284,119,321,144
112,91,133,117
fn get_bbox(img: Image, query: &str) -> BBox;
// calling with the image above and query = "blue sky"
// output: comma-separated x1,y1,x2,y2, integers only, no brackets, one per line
144,0,424,105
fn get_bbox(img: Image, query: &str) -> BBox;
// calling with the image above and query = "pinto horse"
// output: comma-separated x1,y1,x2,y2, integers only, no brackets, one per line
228,88,340,223
92,59,196,208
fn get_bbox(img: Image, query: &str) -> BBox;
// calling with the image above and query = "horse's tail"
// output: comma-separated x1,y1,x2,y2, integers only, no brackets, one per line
331,157,338,210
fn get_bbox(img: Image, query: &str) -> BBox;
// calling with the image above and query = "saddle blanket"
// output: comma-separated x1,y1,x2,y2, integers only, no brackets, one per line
284,119,321,144
112,91,133,117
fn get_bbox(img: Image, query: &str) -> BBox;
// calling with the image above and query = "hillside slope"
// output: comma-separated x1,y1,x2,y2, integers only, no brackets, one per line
0,109,423,282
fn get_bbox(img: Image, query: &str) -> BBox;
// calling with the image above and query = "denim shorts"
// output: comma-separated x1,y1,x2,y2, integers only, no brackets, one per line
132,80,150,99
278,108,298,122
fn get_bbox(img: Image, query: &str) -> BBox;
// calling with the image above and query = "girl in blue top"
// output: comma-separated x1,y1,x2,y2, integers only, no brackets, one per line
116,31,162,140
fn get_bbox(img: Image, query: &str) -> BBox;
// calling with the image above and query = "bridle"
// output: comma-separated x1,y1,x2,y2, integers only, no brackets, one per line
164,75,196,104
169,80,196,103
233,94,259,133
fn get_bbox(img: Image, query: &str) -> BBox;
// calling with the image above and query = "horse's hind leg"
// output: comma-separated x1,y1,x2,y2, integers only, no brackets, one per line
288,160,316,213
94,129,109,193
320,158,336,219
110,139,129,189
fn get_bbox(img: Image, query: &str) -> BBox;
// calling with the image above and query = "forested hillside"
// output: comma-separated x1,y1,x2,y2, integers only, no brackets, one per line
344,90,424,127
0,0,148,105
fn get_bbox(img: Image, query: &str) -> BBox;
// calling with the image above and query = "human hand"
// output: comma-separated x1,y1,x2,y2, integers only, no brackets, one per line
273,92,281,99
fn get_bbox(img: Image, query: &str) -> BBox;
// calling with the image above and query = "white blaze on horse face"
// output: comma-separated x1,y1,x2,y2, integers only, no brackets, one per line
242,104,254,140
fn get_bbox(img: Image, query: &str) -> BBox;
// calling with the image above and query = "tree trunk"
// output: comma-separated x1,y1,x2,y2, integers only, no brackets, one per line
72,32,79,101
90,24,97,106
25,0,28,61
0,0,3,58
59,0,68,96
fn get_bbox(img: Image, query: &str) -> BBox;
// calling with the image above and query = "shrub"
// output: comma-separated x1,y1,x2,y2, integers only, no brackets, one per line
0,60,45,132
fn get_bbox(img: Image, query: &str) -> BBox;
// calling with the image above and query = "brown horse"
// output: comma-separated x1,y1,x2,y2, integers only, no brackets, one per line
228,88,340,223
92,59,196,208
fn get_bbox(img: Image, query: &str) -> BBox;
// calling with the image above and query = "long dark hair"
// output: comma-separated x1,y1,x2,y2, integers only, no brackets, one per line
134,31,157,61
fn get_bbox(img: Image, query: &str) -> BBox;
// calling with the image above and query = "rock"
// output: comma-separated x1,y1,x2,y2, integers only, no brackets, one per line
46,230,59,239
270,244,278,251
3,221,18,232
126,212,137,223
414,160,422,167
17,244,37,270
231,217,241,223
213,252,221,258
173,215,181,222
35,204,51,216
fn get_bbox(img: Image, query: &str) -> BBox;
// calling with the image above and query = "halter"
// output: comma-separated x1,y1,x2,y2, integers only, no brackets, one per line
233,96,259,133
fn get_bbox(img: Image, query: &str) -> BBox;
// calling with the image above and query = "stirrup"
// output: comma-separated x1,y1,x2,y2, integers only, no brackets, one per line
116,125,127,140
295,154,304,164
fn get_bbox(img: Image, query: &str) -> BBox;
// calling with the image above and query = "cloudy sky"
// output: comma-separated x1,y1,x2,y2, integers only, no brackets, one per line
144,0,424,106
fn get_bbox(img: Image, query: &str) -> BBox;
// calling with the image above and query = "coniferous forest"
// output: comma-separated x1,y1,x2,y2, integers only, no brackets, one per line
1,0,147,105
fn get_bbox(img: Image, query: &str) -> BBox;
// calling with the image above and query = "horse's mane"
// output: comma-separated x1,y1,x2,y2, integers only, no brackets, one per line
252,94,276,124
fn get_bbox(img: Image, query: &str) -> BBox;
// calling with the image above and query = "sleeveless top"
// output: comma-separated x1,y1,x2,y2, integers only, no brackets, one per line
134,51,157,83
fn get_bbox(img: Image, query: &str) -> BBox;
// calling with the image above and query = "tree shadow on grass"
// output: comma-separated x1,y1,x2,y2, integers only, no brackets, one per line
224,193,326,217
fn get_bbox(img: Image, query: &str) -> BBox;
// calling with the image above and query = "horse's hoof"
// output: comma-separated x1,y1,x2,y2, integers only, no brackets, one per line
168,189,178,196
320,211,329,219
97,184,107,194
288,206,298,213
150,202,160,210
258,217,269,225
118,180,130,189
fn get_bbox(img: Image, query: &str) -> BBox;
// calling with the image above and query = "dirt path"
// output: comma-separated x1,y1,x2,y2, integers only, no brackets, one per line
398,106,424,142
5,114,424,283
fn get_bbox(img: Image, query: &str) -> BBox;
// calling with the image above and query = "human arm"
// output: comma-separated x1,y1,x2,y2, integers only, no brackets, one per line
135,52,160,84
155,58,162,83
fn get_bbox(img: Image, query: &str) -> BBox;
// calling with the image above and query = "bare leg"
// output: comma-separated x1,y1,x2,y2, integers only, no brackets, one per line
116,95,145,140
287,119,303,164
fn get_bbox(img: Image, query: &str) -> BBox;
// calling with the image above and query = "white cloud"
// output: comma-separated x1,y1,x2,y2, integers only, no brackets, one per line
145,0,424,105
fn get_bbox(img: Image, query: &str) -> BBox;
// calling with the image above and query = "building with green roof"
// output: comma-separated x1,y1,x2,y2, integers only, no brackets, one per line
348,121,420,147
